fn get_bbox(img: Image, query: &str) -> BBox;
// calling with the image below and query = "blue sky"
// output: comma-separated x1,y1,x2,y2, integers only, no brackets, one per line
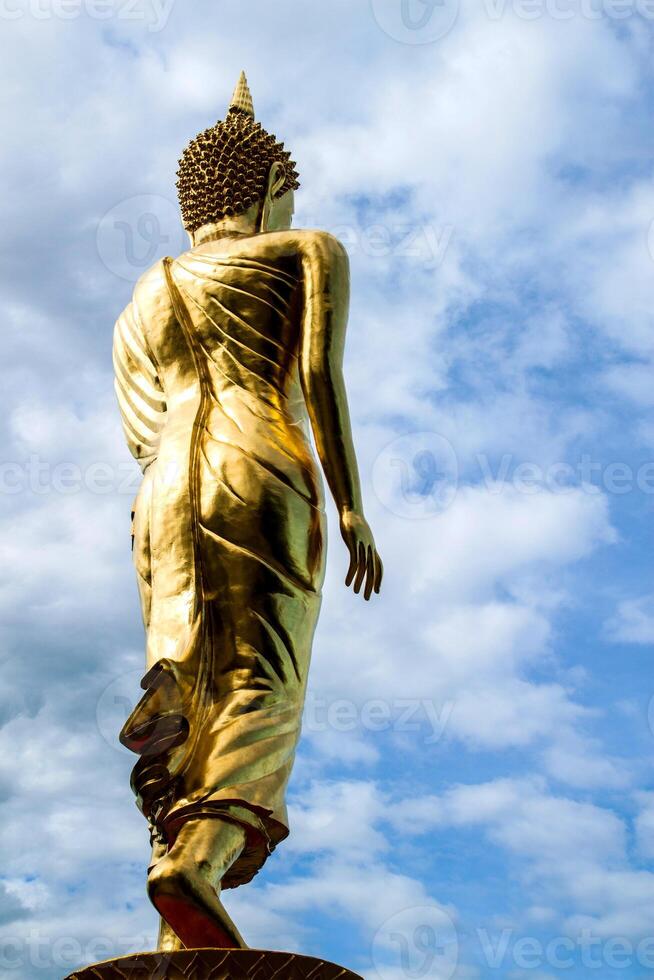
0,1,653,978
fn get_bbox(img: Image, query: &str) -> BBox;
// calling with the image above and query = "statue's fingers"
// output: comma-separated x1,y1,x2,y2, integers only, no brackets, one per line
345,536,358,587
364,546,375,601
374,551,384,594
353,541,367,594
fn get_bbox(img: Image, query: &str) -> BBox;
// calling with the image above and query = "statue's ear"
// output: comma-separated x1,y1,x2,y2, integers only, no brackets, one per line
266,162,286,200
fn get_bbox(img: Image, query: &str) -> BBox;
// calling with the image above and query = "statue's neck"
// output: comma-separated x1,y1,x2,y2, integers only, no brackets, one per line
189,202,261,247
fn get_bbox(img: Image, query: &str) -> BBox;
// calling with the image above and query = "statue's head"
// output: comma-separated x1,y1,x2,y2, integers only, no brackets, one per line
176,72,299,236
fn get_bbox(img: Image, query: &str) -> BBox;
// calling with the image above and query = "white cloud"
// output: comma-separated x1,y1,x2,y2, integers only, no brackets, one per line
308,486,615,765
542,734,630,790
634,792,654,860
605,594,654,645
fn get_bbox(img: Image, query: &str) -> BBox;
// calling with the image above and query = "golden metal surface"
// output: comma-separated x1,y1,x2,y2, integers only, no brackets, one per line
113,72,382,951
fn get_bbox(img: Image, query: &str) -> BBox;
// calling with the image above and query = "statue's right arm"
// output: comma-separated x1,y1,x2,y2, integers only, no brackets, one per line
112,298,167,473
297,230,383,600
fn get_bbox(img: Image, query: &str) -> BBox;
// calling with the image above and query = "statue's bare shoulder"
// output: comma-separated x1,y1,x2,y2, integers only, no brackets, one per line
224,228,348,269
124,231,348,331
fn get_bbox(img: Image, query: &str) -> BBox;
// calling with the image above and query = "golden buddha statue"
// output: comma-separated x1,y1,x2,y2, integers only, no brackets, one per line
112,71,383,954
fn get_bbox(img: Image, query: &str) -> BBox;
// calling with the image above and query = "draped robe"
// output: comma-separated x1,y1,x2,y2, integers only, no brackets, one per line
113,238,326,887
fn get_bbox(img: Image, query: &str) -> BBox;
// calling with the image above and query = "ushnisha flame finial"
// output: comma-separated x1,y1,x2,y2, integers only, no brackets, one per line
229,70,254,118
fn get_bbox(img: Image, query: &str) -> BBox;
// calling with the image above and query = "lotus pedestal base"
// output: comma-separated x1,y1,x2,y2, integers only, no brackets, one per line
65,948,362,979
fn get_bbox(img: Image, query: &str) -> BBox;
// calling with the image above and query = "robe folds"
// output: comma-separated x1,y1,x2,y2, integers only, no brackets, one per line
113,241,326,887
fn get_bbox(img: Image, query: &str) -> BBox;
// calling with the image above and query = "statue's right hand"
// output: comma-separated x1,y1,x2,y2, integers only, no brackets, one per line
339,508,383,601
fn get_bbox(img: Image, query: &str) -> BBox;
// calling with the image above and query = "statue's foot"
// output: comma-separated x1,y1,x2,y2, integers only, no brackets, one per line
157,916,185,952
147,818,247,950
149,865,246,949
